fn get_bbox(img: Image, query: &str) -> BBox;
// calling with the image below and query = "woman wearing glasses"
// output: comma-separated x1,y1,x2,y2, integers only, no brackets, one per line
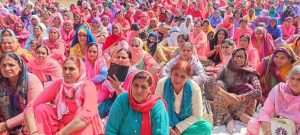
98,48,138,118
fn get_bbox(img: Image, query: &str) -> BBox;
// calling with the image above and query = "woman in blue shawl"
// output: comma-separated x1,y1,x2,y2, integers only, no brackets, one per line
155,60,211,135
266,18,283,40
70,26,96,59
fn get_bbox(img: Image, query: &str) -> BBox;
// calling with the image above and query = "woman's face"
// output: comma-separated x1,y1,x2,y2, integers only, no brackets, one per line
15,23,23,32
255,29,264,39
78,31,87,44
177,36,185,47
2,31,11,37
102,18,109,26
91,21,100,29
171,68,189,90
285,19,293,26
30,41,37,51
221,43,234,56
234,12,241,18
217,31,226,41
240,21,247,28
130,40,141,49
239,37,249,48
150,20,156,28
160,7,166,13
194,23,201,32
63,23,72,32
31,18,38,25
148,36,156,43
233,50,246,67
270,20,277,27
115,50,130,66
180,46,193,60
35,47,48,63
273,51,292,68
1,37,14,53
202,22,209,31
63,60,80,84
87,45,98,62
117,12,123,19
112,24,121,35
0,56,21,79
53,16,60,26
131,78,152,103
74,16,81,24
288,72,300,95
33,26,42,36
49,29,59,41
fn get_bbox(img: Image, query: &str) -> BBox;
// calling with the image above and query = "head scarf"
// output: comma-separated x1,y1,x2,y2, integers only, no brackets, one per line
167,26,181,47
203,19,215,35
28,15,47,33
27,46,62,82
85,42,107,80
128,70,166,135
91,17,103,34
45,27,65,49
145,32,158,56
56,57,87,120
13,21,28,35
263,45,297,95
61,20,76,47
269,5,278,17
71,26,96,47
130,37,146,64
102,23,124,51
49,12,64,29
137,12,150,29
0,52,28,120
227,48,258,75
251,27,275,59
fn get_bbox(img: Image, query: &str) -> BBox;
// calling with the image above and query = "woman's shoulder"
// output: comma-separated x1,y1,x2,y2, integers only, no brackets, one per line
151,99,166,113
28,73,41,82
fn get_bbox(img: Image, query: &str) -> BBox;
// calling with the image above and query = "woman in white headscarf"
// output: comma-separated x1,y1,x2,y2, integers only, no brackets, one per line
179,15,194,34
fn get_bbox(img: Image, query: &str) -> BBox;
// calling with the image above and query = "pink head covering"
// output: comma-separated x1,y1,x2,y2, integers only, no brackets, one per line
45,27,64,49
49,12,64,29
56,57,86,120
61,20,75,47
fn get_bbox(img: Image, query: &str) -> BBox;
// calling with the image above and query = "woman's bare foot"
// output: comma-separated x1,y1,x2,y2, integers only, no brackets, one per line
226,119,236,134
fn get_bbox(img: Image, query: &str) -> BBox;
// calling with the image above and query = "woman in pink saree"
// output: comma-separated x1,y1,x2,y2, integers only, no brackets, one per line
233,18,253,42
27,45,62,85
281,17,296,40
247,66,300,135
251,27,275,60
24,56,103,135
189,21,208,59
42,27,66,66
61,20,76,49
238,34,260,68
13,21,29,48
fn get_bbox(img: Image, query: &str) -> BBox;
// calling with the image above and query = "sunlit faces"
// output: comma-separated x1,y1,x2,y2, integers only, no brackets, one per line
288,72,300,94
15,23,24,32
91,20,100,29
202,22,209,31
1,36,14,53
49,29,59,41
221,42,234,56
115,50,130,66
273,51,292,68
0,56,21,79
180,45,193,61
171,68,189,91
131,78,152,103
63,60,80,84
239,36,249,48
112,24,121,35
233,50,246,67
35,46,49,63
87,45,98,62
193,22,202,32
52,16,61,26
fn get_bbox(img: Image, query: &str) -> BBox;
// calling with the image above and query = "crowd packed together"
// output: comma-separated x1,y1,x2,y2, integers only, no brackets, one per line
0,0,300,134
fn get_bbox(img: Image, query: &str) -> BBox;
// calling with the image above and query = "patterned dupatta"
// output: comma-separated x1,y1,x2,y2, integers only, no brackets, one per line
0,52,28,121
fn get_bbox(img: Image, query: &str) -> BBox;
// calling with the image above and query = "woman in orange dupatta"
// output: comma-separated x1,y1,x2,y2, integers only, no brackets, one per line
257,45,297,103
27,45,62,85
0,30,32,63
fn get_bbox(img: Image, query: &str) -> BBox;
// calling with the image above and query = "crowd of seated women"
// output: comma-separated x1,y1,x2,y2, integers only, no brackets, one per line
1,0,300,135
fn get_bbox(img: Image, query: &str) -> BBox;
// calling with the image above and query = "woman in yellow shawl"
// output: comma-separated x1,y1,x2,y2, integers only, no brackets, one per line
256,45,297,103
0,29,33,63
289,36,300,58
202,19,215,41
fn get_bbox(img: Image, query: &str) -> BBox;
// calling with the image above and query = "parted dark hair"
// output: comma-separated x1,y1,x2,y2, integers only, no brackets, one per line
117,48,132,59
132,71,153,86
